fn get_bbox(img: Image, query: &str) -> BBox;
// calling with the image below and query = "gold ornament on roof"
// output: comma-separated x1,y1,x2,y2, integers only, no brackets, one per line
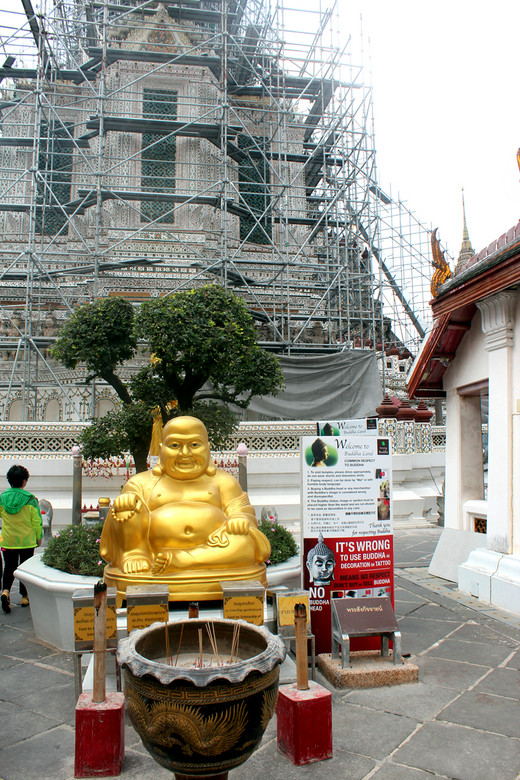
430,228,452,297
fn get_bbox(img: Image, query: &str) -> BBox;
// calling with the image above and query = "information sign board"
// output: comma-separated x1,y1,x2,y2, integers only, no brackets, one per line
317,419,378,436
301,434,394,653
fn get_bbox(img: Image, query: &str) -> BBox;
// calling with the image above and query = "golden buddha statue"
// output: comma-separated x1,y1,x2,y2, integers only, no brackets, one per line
100,416,271,602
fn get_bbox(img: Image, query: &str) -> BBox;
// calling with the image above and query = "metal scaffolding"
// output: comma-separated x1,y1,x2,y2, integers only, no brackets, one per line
0,0,441,421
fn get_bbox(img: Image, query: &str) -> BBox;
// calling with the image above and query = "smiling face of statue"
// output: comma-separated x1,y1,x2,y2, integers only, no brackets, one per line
159,417,211,481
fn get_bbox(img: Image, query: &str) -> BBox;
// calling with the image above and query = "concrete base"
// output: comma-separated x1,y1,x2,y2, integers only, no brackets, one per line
458,548,503,601
75,691,125,777
493,554,520,613
429,528,486,582
459,549,520,617
277,681,333,766
317,650,419,689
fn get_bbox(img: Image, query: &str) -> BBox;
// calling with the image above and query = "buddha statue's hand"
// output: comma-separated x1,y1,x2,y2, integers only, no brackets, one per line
112,493,142,524
225,517,251,535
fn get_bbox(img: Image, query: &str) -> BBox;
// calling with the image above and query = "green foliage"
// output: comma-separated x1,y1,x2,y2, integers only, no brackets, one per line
42,521,105,577
51,286,284,471
78,402,153,472
258,518,299,566
51,297,137,387
136,286,285,410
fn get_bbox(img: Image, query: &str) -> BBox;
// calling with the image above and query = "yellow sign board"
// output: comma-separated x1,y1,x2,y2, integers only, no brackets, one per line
127,603,169,633
277,594,310,627
223,595,264,626
73,605,117,643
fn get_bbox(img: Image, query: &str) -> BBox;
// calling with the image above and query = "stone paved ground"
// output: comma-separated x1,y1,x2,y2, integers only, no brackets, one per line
1,527,519,780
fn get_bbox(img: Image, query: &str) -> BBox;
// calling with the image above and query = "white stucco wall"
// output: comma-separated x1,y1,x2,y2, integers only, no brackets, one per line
441,290,520,555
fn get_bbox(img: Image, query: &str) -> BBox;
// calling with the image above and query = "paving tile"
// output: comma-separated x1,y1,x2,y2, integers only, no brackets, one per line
401,603,462,622
102,749,172,779
393,721,520,780
396,616,457,655
449,621,520,647
414,655,489,691
330,701,418,759
1,726,76,780
370,762,445,779
0,625,56,660
231,737,375,780
342,681,458,721
428,637,514,667
505,649,520,670
437,690,520,738
14,680,77,726
471,666,520,699
0,659,73,701
0,654,23,670
0,699,62,750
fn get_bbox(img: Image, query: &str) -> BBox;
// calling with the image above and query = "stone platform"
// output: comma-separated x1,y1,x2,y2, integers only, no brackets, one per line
318,650,419,689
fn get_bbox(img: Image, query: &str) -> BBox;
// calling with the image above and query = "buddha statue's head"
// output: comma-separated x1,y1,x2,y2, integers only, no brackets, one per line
306,532,336,584
158,416,214,481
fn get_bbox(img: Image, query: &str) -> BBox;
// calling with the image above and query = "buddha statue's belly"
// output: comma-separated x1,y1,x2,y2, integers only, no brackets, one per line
148,501,226,550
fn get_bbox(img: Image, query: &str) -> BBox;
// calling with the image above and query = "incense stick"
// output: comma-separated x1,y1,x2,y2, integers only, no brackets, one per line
174,623,184,667
164,621,171,665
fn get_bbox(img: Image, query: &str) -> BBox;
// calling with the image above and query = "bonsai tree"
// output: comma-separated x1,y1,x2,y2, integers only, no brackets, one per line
51,286,284,472
135,285,284,417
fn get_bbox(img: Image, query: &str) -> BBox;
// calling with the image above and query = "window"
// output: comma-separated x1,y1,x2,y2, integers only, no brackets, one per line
35,121,73,236
141,88,177,223
237,133,271,245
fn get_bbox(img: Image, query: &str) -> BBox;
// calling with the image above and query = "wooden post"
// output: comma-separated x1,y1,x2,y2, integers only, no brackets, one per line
294,603,309,691
189,602,199,619
75,580,125,777
93,581,107,703
72,445,82,526
236,442,248,491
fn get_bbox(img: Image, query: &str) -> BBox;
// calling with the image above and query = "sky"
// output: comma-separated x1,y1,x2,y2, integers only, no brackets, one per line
340,0,520,261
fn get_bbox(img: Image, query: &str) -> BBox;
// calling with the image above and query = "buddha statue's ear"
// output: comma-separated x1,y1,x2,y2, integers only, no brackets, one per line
152,464,163,476
206,462,216,476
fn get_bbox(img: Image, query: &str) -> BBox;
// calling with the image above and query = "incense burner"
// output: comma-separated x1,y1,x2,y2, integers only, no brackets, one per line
118,618,286,778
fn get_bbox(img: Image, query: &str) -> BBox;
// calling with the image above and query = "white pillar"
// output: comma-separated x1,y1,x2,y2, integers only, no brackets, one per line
477,291,516,554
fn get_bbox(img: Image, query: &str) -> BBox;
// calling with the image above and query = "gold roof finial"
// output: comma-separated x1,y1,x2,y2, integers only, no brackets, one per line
455,187,475,271
430,228,452,297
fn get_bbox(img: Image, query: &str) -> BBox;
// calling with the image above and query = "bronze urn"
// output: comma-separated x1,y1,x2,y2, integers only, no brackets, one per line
118,618,286,779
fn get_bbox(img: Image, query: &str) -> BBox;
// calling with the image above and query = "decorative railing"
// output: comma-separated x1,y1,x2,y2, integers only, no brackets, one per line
0,420,446,458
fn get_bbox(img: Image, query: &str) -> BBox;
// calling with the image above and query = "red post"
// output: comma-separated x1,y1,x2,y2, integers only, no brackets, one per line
277,603,332,765
75,581,125,777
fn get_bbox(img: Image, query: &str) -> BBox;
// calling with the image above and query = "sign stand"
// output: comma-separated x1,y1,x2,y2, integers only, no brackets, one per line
331,596,402,668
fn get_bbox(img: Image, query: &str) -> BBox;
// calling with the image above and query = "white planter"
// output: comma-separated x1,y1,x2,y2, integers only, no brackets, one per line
266,554,301,588
15,552,98,651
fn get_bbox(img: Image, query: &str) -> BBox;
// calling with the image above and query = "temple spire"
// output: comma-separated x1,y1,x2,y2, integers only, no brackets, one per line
455,187,475,270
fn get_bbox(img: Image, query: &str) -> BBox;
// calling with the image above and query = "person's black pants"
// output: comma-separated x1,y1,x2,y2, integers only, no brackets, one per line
2,548,34,596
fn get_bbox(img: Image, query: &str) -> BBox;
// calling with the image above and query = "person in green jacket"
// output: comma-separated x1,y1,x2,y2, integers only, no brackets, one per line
0,465,43,613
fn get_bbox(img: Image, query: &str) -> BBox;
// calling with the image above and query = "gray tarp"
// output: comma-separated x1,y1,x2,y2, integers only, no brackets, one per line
246,350,383,421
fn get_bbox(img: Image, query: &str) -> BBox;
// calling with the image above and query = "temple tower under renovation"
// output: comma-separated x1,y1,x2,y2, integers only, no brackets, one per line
0,0,436,421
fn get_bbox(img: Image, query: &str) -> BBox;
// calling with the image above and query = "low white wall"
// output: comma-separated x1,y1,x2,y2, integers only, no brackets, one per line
1,450,445,532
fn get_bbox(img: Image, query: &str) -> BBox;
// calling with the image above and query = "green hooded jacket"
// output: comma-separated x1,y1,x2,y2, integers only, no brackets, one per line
0,487,43,549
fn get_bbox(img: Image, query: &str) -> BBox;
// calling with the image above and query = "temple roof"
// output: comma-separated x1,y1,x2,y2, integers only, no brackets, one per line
408,220,520,398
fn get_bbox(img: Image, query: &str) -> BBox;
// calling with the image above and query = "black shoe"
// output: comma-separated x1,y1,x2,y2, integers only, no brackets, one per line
1,591,11,614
